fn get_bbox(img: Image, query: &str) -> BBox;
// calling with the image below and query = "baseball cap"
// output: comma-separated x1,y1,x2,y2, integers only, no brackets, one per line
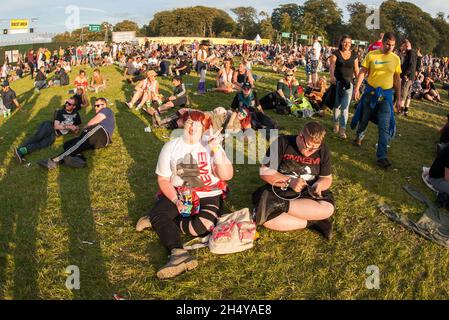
1,80,10,87
242,82,251,89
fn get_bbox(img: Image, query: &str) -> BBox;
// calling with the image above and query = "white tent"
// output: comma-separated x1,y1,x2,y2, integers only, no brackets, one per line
254,34,262,44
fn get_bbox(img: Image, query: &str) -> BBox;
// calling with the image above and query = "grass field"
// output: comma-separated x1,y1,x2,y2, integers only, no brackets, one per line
0,62,449,300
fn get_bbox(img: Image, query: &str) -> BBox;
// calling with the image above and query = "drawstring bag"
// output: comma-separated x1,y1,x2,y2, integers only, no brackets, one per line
183,208,257,254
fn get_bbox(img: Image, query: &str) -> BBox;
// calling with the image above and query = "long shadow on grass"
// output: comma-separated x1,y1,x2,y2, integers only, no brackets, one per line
0,93,40,166
57,150,111,299
0,97,61,298
55,105,110,299
114,99,167,269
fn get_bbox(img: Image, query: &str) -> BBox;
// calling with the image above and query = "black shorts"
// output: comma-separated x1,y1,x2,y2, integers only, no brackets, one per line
252,184,335,221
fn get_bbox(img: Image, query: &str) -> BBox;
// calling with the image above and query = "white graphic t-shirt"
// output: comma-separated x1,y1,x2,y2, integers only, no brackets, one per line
156,136,223,198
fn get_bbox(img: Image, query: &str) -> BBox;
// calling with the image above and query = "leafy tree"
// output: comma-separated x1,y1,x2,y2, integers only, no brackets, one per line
231,7,258,39
113,20,139,32
271,3,302,32
279,13,292,33
259,12,275,40
301,0,343,45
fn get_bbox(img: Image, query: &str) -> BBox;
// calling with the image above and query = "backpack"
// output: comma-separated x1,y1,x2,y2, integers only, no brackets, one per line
183,208,257,254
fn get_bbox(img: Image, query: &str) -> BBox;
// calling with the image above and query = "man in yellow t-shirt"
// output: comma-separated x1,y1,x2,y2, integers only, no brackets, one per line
352,32,402,169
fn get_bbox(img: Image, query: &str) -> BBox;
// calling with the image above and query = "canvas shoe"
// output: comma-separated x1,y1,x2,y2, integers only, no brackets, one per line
156,248,198,280
136,216,152,232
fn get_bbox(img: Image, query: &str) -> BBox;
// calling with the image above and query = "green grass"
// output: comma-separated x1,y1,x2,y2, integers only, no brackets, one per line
1,63,449,300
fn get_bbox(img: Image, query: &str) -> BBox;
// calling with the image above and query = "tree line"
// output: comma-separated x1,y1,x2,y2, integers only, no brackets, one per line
52,1,449,56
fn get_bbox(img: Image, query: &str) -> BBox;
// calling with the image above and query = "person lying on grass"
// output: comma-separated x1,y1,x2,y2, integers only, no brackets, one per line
14,98,81,164
37,98,114,170
252,121,335,240
150,107,243,136
135,110,233,280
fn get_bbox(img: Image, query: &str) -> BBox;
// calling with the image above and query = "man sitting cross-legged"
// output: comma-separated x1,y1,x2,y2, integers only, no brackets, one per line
252,121,335,239
14,98,81,164
37,98,114,169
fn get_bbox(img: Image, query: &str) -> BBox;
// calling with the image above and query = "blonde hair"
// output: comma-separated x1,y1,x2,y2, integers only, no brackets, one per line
302,121,326,143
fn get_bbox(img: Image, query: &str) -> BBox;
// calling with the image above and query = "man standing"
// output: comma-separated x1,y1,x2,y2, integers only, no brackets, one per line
14,98,81,164
351,32,402,169
307,36,322,87
38,98,114,169
399,39,417,116
1,80,21,117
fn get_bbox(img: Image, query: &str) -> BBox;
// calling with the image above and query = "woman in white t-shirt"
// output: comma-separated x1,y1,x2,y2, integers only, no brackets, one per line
136,110,233,279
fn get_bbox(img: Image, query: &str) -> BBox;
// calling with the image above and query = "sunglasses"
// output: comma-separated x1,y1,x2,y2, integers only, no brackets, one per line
94,104,104,108
301,134,321,151
66,101,75,106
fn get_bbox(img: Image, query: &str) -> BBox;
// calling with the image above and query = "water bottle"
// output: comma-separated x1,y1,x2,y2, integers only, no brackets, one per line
180,188,193,218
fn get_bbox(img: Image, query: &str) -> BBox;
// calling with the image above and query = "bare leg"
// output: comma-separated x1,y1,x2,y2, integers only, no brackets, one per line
159,101,175,113
263,213,307,231
129,90,144,107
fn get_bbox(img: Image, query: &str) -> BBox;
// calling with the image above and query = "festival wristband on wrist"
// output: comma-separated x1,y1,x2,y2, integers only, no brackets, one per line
281,178,291,191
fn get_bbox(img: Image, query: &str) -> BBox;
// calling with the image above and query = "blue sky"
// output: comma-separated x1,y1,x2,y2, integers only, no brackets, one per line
0,0,447,37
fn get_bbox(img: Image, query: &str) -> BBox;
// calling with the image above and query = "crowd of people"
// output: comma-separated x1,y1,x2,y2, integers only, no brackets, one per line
1,31,449,280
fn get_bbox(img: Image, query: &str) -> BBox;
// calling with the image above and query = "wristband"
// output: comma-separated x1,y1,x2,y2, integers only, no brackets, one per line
280,178,291,191
212,145,220,154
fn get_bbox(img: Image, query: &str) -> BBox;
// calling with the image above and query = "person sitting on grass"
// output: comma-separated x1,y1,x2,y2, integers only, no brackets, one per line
14,98,81,164
229,82,277,140
232,62,255,91
274,71,300,113
74,70,89,92
34,66,49,92
88,68,106,93
1,80,21,117
171,55,191,76
145,75,187,119
135,110,233,279
212,58,235,94
50,64,70,87
127,70,161,110
37,98,114,170
72,87,89,111
422,76,442,103
252,121,335,240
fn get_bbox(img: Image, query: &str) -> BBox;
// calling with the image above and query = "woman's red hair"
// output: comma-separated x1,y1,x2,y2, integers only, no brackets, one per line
182,110,211,130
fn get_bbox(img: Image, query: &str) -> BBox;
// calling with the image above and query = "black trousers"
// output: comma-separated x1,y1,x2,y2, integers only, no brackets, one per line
21,121,56,154
148,195,221,251
28,62,35,79
53,125,109,162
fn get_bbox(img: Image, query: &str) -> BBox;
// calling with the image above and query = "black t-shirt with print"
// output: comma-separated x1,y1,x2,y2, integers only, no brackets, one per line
264,135,332,185
429,145,449,179
54,108,82,136
1,88,17,110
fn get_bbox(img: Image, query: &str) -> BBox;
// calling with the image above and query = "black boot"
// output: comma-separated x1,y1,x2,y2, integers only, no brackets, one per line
164,118,179,130
255,190,290,226
307,218,333,240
